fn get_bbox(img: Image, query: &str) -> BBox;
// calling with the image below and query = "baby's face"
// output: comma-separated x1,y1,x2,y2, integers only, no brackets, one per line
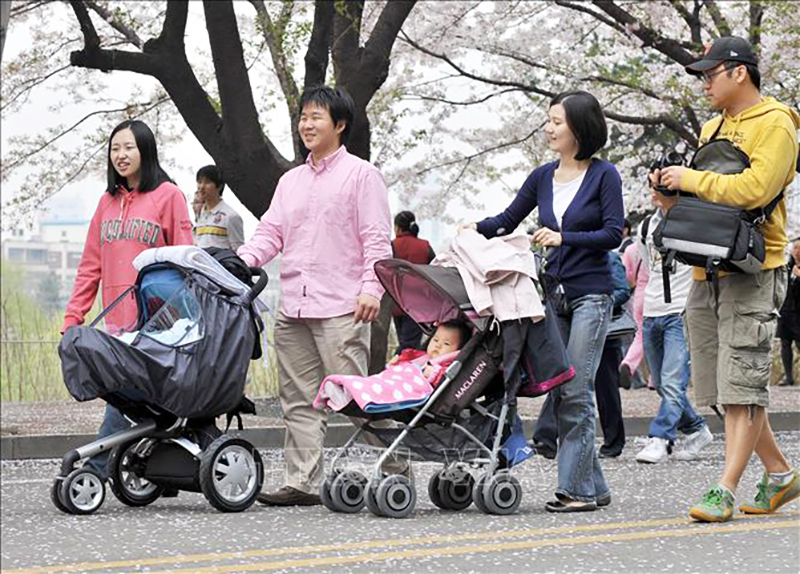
427,326,461,359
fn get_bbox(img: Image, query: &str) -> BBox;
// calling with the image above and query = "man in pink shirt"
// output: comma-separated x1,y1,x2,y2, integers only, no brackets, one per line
238,85,403,506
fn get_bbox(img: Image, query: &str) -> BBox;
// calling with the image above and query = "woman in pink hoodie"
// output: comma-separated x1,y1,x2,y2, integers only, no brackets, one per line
62,119,193,481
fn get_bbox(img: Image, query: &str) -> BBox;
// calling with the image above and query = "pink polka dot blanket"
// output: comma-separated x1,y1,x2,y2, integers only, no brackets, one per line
314,350,459,414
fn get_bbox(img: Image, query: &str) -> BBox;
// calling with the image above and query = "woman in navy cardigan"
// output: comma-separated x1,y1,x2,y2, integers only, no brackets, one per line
469,90,624,512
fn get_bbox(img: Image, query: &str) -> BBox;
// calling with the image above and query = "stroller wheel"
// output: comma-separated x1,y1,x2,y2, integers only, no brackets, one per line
437,466,474,511
427,472,446,509
50,477,71,514
60,468,106,515
376,475,416,519
108,440,163,507
199,435,263,512
482,471,522,515
330,471,367,513
320,471,340,512
472,472,490,514
365,480,383,517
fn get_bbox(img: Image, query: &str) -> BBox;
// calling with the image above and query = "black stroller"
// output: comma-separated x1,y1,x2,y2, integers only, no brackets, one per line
52,248,268,515
319,258,573,519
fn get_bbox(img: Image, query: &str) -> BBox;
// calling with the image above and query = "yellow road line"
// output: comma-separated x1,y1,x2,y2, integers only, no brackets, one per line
138,520,800,574
6,513,798,574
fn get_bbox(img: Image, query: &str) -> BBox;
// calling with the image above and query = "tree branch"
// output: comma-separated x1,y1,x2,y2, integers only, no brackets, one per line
4,96,170,172
203,1,263,148
401,32,554,98
68,0,100,51
360,0,415,94
554,0,627,35
580,74,663,100
249,0,302,161
1,64,71,112
702,0,731,38
749,0,764,50
669,0,702,47
404,88,525,107
303,0,334,90
84,0,143,49
589,0,696,66
412,122,544,179
332,0,365,87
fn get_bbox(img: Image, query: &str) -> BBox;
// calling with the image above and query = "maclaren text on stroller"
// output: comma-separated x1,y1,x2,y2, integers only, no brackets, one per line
319,259,574,518
53,249,268,514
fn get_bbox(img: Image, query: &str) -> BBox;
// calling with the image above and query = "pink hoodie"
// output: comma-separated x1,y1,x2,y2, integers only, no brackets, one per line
62,182,193,333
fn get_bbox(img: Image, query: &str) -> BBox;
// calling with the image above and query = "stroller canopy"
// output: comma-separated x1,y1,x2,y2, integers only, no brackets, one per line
375,259,489,333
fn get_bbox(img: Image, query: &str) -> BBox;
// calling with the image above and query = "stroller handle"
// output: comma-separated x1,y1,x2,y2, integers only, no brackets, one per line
246,267,269,304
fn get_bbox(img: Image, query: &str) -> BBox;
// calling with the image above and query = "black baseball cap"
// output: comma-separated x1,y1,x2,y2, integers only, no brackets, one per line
685,36,758,76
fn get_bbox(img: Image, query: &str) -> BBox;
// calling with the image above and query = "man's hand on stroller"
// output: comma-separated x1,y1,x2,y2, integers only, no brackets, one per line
354,293,380,324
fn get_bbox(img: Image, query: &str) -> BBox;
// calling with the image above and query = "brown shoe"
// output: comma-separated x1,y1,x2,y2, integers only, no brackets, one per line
256,486,321,507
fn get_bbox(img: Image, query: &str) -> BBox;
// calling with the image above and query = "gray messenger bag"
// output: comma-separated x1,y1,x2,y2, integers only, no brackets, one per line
653,117,784,302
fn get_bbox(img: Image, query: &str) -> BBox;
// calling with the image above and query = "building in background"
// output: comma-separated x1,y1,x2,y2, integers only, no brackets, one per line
2,218,90,310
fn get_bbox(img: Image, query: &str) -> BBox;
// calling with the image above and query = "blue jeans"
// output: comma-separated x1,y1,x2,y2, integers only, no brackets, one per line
643,314,706,442
549,293,612,502
83,404,131,480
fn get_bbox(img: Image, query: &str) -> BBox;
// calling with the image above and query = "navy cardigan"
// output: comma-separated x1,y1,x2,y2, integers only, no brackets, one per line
477,159,624,300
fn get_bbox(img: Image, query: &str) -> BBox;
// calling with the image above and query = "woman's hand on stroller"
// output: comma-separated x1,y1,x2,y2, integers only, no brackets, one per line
458,222,477,234
354,293,380,324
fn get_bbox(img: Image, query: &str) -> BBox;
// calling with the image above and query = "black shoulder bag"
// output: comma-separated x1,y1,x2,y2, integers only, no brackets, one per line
653,118,784,303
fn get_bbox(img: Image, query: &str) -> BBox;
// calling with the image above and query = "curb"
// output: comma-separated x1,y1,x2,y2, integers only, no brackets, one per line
2,412,799,461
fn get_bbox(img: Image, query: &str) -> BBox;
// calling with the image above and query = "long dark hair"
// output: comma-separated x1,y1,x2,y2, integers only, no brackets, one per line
394,210,419,237
106,120,173,196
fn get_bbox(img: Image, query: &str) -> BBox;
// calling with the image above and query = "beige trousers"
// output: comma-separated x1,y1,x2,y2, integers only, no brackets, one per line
275,312,407,493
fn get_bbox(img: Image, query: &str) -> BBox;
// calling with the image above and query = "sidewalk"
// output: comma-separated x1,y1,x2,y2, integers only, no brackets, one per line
2,386,799,459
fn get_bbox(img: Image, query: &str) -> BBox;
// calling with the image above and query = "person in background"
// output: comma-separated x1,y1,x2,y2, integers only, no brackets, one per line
777,238,800,386
391,210,435,353
635,188,712,465
61,119,193,482
619,219,651,390
595,250,631,458
193,165,245,252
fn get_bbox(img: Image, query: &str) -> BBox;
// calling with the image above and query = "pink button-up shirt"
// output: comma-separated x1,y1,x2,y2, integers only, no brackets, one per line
238,146,391,319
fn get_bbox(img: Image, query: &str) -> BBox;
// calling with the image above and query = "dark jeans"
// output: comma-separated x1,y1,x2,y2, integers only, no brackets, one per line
594,338,625,454
393,315,423,353
781,338,798,385
83,404,130,480
535,338,625,455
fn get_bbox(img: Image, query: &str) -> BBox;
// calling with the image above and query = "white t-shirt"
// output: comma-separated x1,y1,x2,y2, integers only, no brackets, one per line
552,171,587,229
193,199,245,251
641,210,694,316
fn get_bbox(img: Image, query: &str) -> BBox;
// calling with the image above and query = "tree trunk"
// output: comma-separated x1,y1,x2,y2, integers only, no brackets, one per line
0,0,12,62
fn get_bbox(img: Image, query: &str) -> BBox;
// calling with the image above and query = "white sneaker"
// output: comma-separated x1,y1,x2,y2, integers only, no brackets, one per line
674,426,713,461
635,437,670,464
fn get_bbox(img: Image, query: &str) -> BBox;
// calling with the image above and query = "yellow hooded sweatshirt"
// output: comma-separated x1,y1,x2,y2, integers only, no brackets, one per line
681,97,800,278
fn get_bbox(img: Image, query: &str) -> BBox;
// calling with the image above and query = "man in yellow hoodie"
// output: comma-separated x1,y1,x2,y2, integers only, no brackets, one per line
653,36,800,522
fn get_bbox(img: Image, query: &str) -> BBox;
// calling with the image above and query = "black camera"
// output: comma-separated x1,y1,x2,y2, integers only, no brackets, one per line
650,151,685,196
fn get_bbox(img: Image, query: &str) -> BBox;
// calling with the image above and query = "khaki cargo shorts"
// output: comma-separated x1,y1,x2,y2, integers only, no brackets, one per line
685,267,787,408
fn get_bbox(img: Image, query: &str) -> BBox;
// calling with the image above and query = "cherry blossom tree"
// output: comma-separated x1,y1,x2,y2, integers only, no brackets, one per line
391,0,799,217
1,0,415,225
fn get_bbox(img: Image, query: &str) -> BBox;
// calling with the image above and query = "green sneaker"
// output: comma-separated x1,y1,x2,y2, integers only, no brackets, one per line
689,485,734,522
740,469,800,515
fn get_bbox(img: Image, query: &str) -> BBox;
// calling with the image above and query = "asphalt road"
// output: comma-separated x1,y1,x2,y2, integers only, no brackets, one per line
2,432,799,574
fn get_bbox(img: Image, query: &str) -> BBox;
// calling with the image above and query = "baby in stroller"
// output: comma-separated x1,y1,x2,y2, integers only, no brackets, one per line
315,321,472,415
389,320,473,385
